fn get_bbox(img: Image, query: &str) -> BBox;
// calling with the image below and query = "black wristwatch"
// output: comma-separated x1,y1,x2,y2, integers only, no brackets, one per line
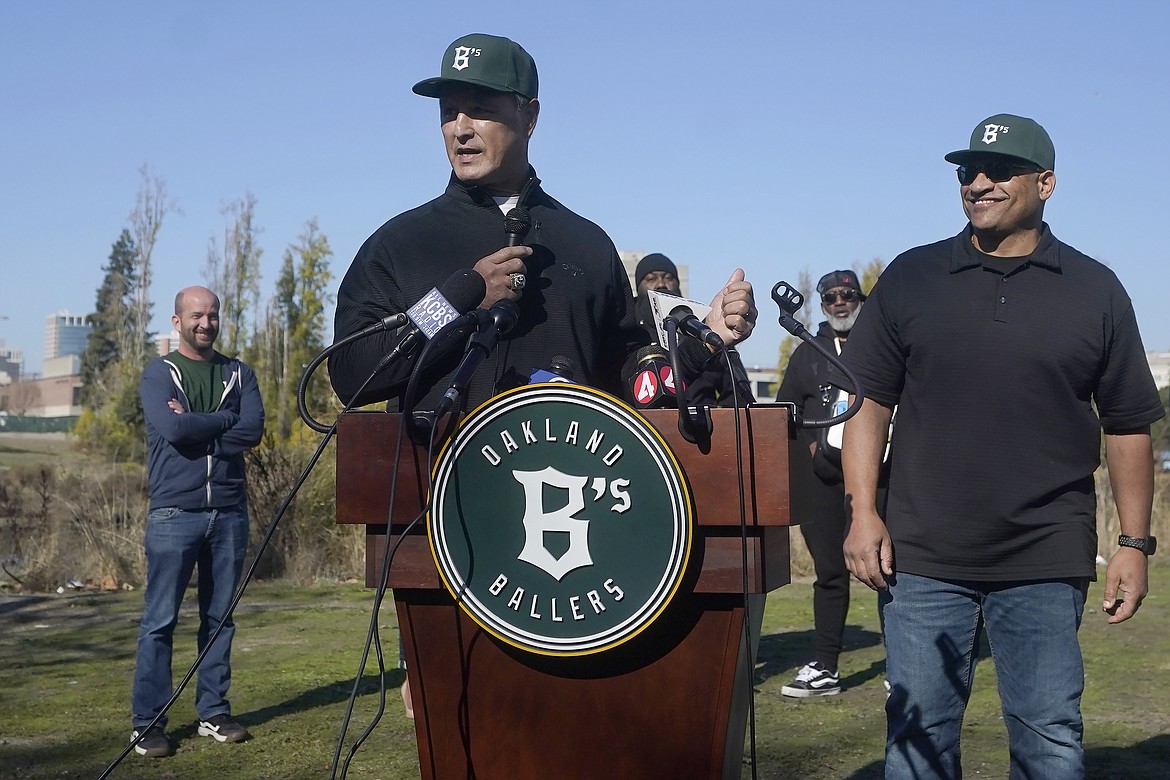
1118,535,1157,555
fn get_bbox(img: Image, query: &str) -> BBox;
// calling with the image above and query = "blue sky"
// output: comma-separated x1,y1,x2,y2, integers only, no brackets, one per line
3,1,1169,376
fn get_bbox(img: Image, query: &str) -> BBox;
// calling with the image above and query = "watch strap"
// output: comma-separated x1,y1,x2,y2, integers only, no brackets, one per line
1118,535,1157,555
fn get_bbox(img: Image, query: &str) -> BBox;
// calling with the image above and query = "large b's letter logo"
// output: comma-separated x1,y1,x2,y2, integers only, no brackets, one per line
514,467,593,580
981,123,1007,145
452,46,474,71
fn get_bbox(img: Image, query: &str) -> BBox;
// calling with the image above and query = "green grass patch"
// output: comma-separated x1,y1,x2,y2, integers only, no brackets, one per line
0,432,84,469
1,569,1167,779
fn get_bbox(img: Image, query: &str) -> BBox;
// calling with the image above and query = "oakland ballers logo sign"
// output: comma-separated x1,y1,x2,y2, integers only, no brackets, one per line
429,384,693,656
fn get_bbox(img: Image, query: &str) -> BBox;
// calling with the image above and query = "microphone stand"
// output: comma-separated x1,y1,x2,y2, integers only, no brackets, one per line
771,280,866,429
423,301,520,447
664,316,713,445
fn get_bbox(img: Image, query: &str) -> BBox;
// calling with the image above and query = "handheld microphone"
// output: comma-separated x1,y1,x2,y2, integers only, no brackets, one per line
504,206,531,247
627,346,678,409
432,300,521,420
529,355,575,384
668,304,724,350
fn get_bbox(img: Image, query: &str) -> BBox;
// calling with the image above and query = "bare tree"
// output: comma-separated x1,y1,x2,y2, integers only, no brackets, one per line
6,382,42,416
127,166,179,367
205,191,263,356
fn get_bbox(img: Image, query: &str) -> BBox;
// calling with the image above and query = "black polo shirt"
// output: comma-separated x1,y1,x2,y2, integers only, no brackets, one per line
843,223,1164,581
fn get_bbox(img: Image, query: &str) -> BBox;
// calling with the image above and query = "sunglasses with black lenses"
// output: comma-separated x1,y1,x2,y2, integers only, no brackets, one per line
821,289,859,305
956,160,1043,186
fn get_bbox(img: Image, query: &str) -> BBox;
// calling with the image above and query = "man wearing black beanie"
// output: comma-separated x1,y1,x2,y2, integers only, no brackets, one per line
632,252,754,407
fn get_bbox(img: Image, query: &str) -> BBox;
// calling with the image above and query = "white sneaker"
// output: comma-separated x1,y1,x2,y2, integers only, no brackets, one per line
780,662,841,697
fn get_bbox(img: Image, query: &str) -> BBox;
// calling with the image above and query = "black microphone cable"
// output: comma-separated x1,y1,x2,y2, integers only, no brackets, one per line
336,305,523,774
298,314,412,433
329,412,429,780
330,307,497,777
720,343,759,780
331,345,460,779
663,316,715,444
672,320,759,778
657,316,759,778
328,330,451,779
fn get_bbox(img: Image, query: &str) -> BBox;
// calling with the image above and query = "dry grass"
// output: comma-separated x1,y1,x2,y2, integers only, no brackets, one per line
0,433,363,592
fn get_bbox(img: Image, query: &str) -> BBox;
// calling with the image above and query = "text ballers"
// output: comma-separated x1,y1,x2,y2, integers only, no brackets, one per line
487,571,625,623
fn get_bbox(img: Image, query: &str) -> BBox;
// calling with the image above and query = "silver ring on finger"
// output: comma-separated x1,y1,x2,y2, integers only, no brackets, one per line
507,272,526,292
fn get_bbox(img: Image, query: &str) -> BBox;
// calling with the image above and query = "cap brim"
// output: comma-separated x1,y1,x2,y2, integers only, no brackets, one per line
412,76,521,98
944,149,1038,166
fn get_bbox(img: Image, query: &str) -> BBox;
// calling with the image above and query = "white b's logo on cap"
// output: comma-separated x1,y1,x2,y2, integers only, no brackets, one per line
981,123,1009,145
452,46,481,71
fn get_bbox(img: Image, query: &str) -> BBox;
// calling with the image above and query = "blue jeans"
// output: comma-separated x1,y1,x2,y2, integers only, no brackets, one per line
880,573,1088,780
131,506,249,729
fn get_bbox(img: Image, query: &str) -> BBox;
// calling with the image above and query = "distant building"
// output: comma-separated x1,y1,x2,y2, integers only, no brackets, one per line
42,354,81,381
1149,352,1170,390
0,312,90,421
155,329,180,357
0,370,81,418
45,310,92,363
0,345,21,385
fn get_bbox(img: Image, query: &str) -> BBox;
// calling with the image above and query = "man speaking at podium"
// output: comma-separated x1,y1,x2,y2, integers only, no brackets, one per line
329,33,758,414
328,32,759,722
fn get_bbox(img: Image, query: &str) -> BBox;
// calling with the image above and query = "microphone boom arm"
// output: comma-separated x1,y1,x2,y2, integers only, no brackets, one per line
771,280,866,429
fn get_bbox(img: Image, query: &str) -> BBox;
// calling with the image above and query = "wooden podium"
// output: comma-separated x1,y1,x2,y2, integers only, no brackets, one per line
336,405,797,780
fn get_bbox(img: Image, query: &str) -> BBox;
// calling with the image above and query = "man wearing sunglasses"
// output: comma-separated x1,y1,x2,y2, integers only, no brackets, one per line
775,270,868,698
841,114,1163,778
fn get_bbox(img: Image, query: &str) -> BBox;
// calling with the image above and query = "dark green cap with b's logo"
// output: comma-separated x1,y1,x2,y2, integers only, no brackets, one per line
413,33,539,100
945,113,1056,171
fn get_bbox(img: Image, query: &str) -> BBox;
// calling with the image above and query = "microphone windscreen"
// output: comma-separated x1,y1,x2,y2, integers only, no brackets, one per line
635,345,667,363
504,207,531,245
628,346,675,408
488,299,520,335
548,355,575,380
441,268,488,312
406,269,487,340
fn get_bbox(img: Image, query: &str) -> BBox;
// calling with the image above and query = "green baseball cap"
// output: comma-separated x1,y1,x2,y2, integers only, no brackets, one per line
944,113,1056,171
412,33,538,100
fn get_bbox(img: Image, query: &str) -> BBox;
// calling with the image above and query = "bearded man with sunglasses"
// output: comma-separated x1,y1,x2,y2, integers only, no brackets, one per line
775,270,868,698
841,114,1162,778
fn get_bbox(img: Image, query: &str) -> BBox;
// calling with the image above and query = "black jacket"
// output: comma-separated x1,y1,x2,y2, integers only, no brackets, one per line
331,172,715,411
